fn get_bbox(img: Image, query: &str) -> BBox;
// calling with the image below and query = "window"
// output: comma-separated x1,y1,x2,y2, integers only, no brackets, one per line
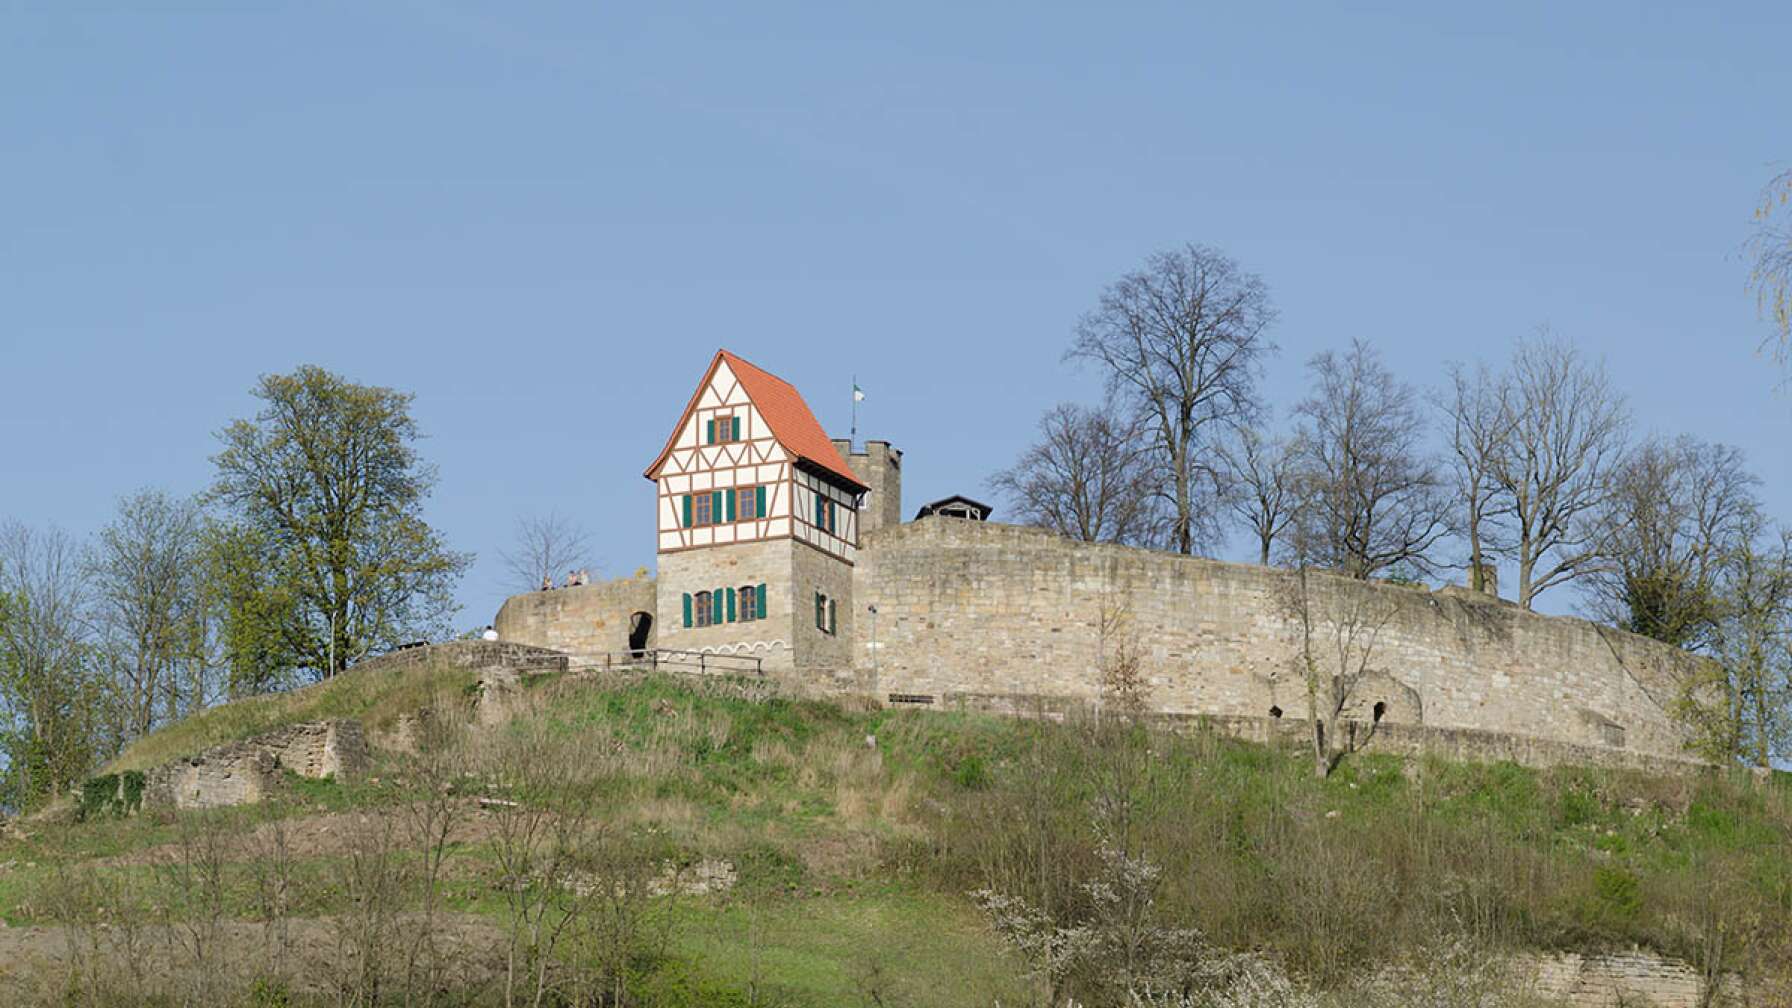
739,583,767,621
737,485,763,521
683,489,735,528
812,493,839,533
706,414,742,444
814,591,838,634
694,591,713,628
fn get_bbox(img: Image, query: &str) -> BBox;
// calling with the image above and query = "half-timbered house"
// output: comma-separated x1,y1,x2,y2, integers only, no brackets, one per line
643,350,874,671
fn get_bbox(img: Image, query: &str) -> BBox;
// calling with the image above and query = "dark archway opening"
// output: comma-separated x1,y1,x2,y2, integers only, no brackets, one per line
628,611,653,657
1372,701,1387,724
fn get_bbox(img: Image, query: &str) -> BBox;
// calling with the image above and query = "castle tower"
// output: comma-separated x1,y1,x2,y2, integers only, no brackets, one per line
644,350,869,676
830,438,903,536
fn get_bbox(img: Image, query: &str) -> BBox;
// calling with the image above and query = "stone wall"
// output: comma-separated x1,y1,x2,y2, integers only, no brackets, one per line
492,574,657,658
144,720,369,810
853,519,1708,764
1519,949,1733,1007
833,438,903,535
656,538,796,670
792,539,855,671
347,638,571,678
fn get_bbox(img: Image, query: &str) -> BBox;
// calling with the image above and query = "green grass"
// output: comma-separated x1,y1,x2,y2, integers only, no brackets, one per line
12,668,1792,1003
108,656,480,772
666,887,1029,1007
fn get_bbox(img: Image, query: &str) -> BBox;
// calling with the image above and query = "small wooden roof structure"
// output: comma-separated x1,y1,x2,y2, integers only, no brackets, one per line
915,495,993,521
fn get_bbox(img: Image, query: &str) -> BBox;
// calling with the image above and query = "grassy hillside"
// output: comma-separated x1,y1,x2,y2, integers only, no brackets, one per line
106,654,482,772
5,664,1790,1006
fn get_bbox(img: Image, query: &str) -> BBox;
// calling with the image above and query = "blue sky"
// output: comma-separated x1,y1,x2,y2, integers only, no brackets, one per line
2,2,1788,626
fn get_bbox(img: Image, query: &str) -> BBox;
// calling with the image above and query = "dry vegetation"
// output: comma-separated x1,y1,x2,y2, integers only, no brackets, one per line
2,664,1789,1006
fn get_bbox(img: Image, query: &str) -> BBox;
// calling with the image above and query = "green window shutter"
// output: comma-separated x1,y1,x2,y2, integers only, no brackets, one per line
725,488,737,522
681,495,692,528
758,582,768,619
827,500,836,531
706,419,715,444
828,599,837,635
682,593,692,628
755,486,766,518
731,416,741,441
726,587,737,622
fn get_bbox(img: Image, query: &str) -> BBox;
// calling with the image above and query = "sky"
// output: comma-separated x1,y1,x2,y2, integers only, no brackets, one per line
2,2,1789,628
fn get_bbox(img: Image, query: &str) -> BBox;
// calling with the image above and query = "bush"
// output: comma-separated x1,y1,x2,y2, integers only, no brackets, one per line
76,770,144,820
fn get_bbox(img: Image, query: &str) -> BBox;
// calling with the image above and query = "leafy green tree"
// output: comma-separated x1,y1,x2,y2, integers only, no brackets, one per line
209,366,470,679
198,518,301,696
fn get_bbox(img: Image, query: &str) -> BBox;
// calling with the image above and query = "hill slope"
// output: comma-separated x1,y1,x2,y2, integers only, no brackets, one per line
3,660,1788,1006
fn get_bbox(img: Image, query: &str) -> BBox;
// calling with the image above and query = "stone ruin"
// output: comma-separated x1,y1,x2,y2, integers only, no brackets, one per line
143,720,369,810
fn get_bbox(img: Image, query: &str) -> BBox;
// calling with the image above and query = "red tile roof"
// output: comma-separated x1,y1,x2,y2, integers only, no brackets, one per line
645,349,866,491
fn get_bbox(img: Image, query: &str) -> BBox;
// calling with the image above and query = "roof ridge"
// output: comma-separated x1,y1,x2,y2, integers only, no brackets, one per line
645,349,865,491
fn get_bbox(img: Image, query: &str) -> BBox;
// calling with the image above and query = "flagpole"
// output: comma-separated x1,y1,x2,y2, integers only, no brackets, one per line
850,373,858,448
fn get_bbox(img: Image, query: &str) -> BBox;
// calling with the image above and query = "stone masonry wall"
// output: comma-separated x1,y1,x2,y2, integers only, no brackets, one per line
792,539,854,671
144,719,369,810
656,538,797,670
1518,949,1735,1007
853,519,1707,763
493,573,657,657
833,439,903,536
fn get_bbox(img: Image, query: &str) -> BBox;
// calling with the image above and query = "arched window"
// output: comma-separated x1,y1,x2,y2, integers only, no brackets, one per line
694,591,712,628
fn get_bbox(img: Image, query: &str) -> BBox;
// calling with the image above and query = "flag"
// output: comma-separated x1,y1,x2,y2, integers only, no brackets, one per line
853,383,866,402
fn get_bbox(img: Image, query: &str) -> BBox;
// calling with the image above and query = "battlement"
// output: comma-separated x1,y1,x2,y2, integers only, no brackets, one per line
831,437,902,535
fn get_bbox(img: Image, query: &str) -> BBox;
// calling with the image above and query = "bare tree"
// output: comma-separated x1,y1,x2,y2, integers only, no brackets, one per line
1486,335,1630,609
1748,168,1792,364
0,521,106,807
1215,425,1300,565
989,402,1165,546
500,510,595,592
87,489,208,737
1279,560,1401,779
1582,436,1760,649
1436,359,1516,593
1291,339,1448,579
1067,244,1276,555
1703,519,1792,769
